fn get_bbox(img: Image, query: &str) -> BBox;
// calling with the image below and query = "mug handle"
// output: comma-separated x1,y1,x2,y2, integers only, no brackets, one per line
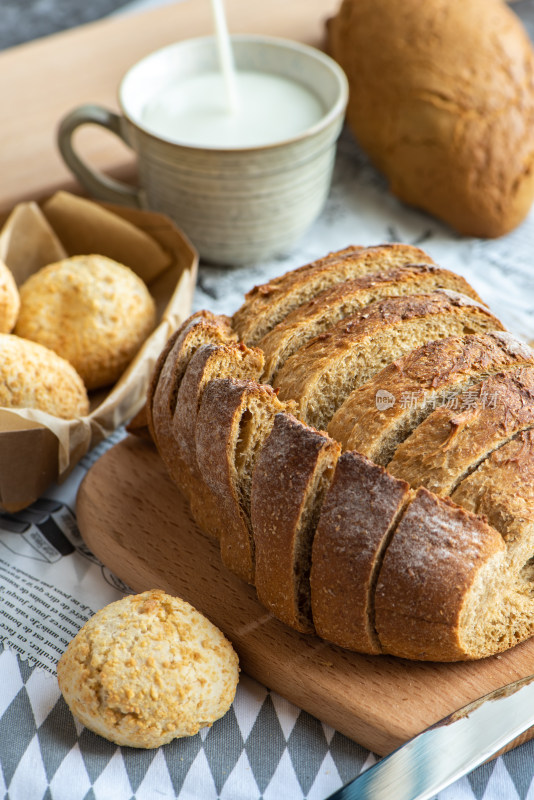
57,104,144,208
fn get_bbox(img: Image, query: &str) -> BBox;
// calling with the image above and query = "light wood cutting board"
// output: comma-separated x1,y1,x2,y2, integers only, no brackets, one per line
77,435,534,757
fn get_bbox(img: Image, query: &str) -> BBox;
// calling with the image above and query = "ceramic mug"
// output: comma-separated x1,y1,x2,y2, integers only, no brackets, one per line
57,35,348,265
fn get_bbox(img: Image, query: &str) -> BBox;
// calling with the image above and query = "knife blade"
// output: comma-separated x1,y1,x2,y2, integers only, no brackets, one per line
325,671,534,800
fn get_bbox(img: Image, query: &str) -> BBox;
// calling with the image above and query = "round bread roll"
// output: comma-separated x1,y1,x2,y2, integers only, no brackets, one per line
15,255,157,390
57,590,240,748
0,334,88,418
0,262,19,333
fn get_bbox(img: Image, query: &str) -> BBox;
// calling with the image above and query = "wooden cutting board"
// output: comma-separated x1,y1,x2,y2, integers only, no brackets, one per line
77,434,534,757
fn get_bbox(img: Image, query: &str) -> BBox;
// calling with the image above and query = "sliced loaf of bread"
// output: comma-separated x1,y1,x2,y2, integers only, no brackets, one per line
388,367,534,495
328,332,534,464
310,452,410,654
252,413,341,633
275,291,505,430
196,378,292,584
147,244,534,663
233,243,436,345
258,264,483,383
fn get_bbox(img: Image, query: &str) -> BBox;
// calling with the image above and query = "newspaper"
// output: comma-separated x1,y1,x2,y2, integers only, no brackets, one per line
0,429,129,676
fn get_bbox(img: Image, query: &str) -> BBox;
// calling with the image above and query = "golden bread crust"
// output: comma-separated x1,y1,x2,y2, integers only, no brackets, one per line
173,341,264,540
258,264,484,384
196,378,289,584
388,367,534,494
329,332,534,463
15,254,156,390
275,291,504,430
375,489,505,661
233,243,435,345
148,312,235,494
328,0,534,237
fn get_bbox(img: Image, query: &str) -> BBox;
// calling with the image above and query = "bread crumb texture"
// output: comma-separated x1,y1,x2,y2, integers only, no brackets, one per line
15,254,156,390
57,590,239,748
0,333,88,418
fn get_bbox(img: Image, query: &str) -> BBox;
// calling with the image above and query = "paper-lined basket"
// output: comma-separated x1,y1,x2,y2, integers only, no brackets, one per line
0,191,198,511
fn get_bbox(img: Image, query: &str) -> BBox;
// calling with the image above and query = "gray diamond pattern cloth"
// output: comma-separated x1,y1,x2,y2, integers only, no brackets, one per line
2,640,534,799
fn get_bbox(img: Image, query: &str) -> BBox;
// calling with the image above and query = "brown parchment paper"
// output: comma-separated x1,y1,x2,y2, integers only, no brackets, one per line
0,191,198,511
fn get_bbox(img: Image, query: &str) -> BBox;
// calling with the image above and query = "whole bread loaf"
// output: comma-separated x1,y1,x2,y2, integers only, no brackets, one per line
148,243,534,662
327,0,534,238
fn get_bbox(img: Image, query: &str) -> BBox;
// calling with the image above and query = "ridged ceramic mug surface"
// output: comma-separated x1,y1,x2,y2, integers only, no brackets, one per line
57,35,348,265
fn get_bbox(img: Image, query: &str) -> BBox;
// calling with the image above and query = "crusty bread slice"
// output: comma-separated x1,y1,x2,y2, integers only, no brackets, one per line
146,330,181,446
451,430,534,654
328,332,534,464
275,291,505,431
310,452,410,654
173,342,264,479
374,488,506,661
252,413,341,633
388,367,534,495
233,243,436,345
147,312,238,540
147,311,237,462
196,378,292,583
258,264,483,383
172,342,264,540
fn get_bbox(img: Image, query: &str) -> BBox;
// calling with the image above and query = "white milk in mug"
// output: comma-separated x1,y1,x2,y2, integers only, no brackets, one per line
142,0,325,148
57,0,349,263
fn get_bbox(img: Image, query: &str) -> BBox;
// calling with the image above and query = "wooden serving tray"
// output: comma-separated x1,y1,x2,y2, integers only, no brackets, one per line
77,435,534,757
